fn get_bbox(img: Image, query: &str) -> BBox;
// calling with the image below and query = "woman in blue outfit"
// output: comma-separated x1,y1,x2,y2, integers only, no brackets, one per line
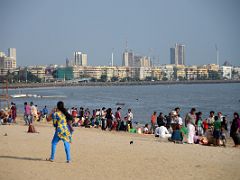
47,101,73,163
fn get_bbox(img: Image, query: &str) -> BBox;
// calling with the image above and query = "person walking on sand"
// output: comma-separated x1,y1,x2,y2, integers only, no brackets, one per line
47,101,73,163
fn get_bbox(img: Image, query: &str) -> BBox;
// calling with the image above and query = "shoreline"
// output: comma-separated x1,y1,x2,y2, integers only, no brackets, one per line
4,79,240,89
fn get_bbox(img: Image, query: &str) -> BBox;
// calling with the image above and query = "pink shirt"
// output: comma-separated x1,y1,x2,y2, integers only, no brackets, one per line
25,105,31,115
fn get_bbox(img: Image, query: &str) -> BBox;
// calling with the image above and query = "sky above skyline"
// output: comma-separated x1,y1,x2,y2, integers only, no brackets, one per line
0,0,240,66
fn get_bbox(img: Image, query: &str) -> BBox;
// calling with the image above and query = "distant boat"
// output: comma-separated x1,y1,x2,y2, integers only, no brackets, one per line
10,94,66,99
10,94,28,98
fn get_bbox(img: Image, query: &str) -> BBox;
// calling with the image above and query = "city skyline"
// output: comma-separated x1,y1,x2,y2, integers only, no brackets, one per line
1,0,240,66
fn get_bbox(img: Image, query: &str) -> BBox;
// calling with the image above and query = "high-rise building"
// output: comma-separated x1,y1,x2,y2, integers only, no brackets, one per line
170,44,185,65
8,48,16,60
74,52,81,66
81,53,87,66
73,51,87,66
0,48,17,75
122,51,134,67
134,55,151,67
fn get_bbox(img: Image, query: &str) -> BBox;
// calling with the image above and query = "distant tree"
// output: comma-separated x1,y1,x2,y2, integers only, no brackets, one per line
111,76,119,82
52,70,57,79
162,77,168,81
100,74,107,82
145,76,152,81
208,71,220,80
173,67,178,80
120,77,130,82
145,76,157,81
6,70,14,83
26,71,41,82
90,77,97,82
178,76,185,81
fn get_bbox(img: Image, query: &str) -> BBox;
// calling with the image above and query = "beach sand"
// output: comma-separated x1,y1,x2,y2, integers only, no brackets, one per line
0,120,240,180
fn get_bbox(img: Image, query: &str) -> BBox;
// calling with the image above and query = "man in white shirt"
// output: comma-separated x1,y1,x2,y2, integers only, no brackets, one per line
30,102,38,123
155,126,171,138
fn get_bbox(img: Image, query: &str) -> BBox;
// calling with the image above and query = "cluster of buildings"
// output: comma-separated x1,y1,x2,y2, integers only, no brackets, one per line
0,46,240,83
0,48,17,76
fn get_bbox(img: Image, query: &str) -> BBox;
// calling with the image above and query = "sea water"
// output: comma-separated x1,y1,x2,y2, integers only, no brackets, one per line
6,83,240,124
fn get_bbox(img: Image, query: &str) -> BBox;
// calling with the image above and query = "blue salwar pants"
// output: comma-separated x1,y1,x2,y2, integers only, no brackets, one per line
50,132,71,161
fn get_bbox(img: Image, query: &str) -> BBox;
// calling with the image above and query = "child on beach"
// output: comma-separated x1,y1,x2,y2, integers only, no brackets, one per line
143,124,150,134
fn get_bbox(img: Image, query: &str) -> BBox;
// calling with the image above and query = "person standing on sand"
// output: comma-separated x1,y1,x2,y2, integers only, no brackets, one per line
47,101,73,163
150,112,157,134
126,108,133,130
24,102,31,125
207,111,215,129
101,107,107,130
10,102,17,123
185,108,196,144
213,116,221,146
106,108,113,130
115,107,122,131
230,112,240,148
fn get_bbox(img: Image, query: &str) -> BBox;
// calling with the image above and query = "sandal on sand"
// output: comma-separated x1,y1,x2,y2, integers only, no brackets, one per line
46,158,54,162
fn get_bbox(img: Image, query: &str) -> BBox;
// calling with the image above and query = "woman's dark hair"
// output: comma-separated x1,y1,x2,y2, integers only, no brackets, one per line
106,108,112,114
57,101,73,121
234,112,239,119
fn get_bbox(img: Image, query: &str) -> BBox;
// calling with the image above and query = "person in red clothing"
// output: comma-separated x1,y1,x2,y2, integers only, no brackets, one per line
150,111,157,134
202,119,208,133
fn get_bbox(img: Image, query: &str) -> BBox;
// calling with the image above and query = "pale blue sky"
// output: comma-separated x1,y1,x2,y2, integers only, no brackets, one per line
0,0,239,66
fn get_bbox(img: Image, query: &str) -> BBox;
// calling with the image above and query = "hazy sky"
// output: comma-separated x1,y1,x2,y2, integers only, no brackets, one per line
0,0,240,66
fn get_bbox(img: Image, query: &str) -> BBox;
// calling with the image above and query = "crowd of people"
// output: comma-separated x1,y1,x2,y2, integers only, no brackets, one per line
0,102,17,124
68,106,134,132
1,102,240,148
147,107,240,147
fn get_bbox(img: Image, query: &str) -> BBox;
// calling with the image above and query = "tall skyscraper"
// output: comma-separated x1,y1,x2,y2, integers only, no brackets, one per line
170,44,185,65
81,53,87,66
122,51,134,67
73,51,87,66
134,56,152,67
8,48,16,60
74,52,81,66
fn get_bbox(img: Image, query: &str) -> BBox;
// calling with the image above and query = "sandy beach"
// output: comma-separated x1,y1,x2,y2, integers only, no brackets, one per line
0,120,240,180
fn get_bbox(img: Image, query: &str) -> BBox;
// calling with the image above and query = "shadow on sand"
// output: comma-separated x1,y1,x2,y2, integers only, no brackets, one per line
0,155,45,161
